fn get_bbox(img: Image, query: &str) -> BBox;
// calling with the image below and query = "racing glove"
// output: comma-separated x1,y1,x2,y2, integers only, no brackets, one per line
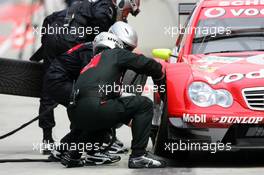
153,66,166,100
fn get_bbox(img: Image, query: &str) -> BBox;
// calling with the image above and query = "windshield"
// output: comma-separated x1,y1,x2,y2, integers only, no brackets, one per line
192,18,264,54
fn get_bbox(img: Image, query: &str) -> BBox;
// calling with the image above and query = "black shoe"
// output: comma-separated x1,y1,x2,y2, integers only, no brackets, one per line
128,153,167,169
102,141,129,154
85,151,121,166
48,149,64,162
108,142,129,154
61,152,84,168
42,140,55,155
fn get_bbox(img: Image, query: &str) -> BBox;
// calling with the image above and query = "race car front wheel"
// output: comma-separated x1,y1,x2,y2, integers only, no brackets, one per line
152,96,169,157
152,95,190,158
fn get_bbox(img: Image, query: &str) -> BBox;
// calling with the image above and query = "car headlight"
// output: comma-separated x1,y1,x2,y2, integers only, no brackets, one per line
188,82,233,108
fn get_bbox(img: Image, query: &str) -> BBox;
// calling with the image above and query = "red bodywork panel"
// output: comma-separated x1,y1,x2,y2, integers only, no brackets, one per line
165,0,264,128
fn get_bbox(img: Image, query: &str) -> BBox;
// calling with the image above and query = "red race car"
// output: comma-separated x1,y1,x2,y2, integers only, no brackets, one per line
151,0,264,157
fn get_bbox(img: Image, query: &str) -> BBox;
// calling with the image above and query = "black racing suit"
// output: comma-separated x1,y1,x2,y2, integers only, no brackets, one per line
43,42,94,150
44,43,131,152
68,48,164,157
44,42,93,106
34,0,117,140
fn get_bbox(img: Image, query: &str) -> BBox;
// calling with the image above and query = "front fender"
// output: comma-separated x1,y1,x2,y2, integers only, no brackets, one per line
166,63,193,116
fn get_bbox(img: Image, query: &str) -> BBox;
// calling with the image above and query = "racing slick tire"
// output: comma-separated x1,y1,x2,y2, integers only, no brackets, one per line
0,58,44,98
152,95,169,157
151,94,190,159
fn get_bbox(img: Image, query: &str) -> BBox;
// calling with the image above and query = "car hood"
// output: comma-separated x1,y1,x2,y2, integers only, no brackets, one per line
187,53,264,88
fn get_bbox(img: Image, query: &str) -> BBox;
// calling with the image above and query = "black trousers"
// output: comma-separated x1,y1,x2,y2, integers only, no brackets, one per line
68,95,153,157
38,58,57,133
38,35,73,136
44,76,112,152
44,72,73,107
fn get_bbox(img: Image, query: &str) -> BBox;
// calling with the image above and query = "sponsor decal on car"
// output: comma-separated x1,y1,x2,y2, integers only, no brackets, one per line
203,2,264,19
204,7,264,18
193,65,218,73
198,56,243,65
219,0,264,7
205,69,264,85
247,54,264,65
183,113,207,123
212,116,264,124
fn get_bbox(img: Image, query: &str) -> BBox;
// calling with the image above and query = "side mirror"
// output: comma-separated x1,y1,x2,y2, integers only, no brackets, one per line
152,49,172,61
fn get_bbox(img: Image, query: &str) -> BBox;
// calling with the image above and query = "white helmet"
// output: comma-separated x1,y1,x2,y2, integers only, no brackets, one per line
93,32,124,54
109,21,138,51
112,0,141,21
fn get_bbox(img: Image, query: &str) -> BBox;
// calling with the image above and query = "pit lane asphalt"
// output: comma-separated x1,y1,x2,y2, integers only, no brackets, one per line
1,94,264,175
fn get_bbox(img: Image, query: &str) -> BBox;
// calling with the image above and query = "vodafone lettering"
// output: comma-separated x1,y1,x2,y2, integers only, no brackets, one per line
204,7,264,18
205,69,264,85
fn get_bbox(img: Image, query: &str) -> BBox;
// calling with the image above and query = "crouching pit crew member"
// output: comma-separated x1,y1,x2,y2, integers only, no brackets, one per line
45,22,139,164
61,31,167,168
31,0,141,153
